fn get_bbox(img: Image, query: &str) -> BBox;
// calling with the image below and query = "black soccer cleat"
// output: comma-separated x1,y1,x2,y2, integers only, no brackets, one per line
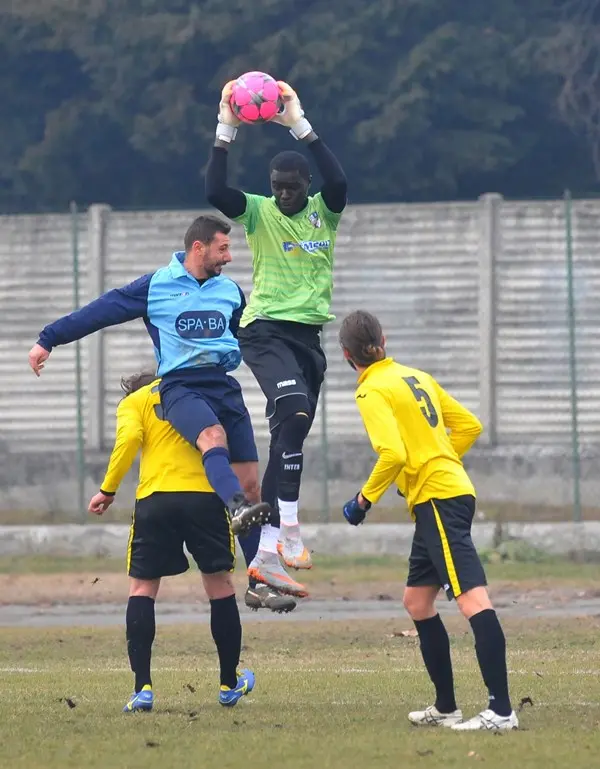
244,584,297,613
228,494,272,536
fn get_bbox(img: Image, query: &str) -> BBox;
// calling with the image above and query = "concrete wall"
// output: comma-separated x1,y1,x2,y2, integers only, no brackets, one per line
1,196,599,515
1,522,597,558
1,440,597,518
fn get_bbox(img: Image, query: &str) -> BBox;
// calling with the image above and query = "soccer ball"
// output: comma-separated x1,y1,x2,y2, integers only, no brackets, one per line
230,71,282,124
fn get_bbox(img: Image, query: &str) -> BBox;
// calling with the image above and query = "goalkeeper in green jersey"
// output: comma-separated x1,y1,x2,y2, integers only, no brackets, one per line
206,80,347,594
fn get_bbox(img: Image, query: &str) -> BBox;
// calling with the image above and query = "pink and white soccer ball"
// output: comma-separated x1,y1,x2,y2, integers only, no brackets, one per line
230,71,282,124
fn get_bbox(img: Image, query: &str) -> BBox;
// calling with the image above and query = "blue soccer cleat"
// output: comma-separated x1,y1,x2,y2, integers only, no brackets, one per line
219,668,255,707
123,684,154,713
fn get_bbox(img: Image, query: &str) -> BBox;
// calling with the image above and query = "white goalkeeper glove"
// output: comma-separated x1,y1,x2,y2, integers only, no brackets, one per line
272,81,313,140
216,80,240,143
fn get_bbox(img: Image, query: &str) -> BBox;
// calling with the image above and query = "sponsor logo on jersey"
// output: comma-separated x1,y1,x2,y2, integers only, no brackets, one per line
175,310,226,339
308,211,322,228
282,239,331,254
169,291,190,298
277,379,297,389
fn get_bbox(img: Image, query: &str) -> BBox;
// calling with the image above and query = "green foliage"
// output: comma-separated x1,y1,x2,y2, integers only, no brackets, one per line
2,0,598,212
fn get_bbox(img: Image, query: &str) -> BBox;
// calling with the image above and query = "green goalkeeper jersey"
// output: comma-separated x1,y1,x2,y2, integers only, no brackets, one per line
235,192,342,328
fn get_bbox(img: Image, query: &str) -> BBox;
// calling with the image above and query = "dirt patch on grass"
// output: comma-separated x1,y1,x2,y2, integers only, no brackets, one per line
3,570,598,607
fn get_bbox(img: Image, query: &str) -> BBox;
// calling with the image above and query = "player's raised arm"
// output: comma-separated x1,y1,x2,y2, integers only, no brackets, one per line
432,379,483,458
273,82,347,214
29,274,151,376
205,81,247,219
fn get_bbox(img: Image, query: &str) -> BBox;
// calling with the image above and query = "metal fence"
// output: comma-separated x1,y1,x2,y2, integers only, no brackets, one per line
0,194,597,521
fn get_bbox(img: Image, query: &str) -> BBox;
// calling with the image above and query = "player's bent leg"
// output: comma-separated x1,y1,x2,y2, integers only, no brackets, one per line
200,426,270,535
159,381,270,531
202,570,255,707
452,586,518,731
123,578,160,713
232,451,302,607
403,585,462,727
275,410,313,569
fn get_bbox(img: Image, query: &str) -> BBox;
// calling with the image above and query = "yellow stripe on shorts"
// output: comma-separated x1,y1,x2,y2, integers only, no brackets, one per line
431,501,461,597
126,508,135,574
227,509,236,572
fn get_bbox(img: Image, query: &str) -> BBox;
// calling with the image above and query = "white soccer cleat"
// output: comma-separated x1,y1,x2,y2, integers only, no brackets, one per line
277,525,312,570
408,705,463,727
451,708,519,731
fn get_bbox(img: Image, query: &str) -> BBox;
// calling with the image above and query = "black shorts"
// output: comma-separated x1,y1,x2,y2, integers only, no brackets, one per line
127,491,235,579
238,320,327,431
406,495,487,600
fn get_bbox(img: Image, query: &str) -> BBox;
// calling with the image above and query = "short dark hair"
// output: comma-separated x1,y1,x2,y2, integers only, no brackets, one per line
339,311,385,366
120,369,158,398
269,151,310,181
184,215,231,251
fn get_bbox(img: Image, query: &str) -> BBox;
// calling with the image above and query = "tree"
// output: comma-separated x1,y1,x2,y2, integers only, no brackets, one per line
534,0,600,181
1,0,596,212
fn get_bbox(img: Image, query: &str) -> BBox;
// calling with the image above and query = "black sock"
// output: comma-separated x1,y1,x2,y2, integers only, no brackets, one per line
276,414,309,502
238,525,261,589
414,614,457,713
126,596,156,693
210,595,241,689
262,431,279,510
261,429,281,531
469,609,512,717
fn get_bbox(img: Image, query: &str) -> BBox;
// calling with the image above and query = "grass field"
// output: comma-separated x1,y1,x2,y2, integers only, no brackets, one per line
1,616,599,769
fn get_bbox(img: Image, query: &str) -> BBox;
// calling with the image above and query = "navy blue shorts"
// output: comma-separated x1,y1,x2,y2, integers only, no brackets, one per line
159,368,258,463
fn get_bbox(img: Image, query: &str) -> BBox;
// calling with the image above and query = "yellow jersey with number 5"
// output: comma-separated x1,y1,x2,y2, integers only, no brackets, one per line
354,358,482,514
101,380,212,499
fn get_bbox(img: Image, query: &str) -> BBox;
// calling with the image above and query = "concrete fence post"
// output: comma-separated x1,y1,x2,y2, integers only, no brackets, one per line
478,193,502,446
86,204,111,451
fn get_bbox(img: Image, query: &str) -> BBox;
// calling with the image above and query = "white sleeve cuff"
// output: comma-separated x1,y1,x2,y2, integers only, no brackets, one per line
289,118,313,140
216,123,238,143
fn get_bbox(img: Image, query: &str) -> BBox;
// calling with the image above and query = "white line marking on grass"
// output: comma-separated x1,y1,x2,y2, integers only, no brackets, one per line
1,666,599,676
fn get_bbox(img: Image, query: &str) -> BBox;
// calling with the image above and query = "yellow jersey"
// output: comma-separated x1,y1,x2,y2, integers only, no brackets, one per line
355,358,482,515
101,380,212,498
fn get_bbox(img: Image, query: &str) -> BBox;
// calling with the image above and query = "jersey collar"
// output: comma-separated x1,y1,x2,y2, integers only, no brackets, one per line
168,251,224,284
169,251,191,280
357,357,393,386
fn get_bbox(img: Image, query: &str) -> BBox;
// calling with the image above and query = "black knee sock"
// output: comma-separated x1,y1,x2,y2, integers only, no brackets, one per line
238,525,261,589
276,413,310,503
262,429,280,529
126,596,156,693
414,614,457,713
210,595,242,689
469,609,512,717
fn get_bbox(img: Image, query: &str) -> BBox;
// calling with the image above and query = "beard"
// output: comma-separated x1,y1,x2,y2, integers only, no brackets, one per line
204,263,223,278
